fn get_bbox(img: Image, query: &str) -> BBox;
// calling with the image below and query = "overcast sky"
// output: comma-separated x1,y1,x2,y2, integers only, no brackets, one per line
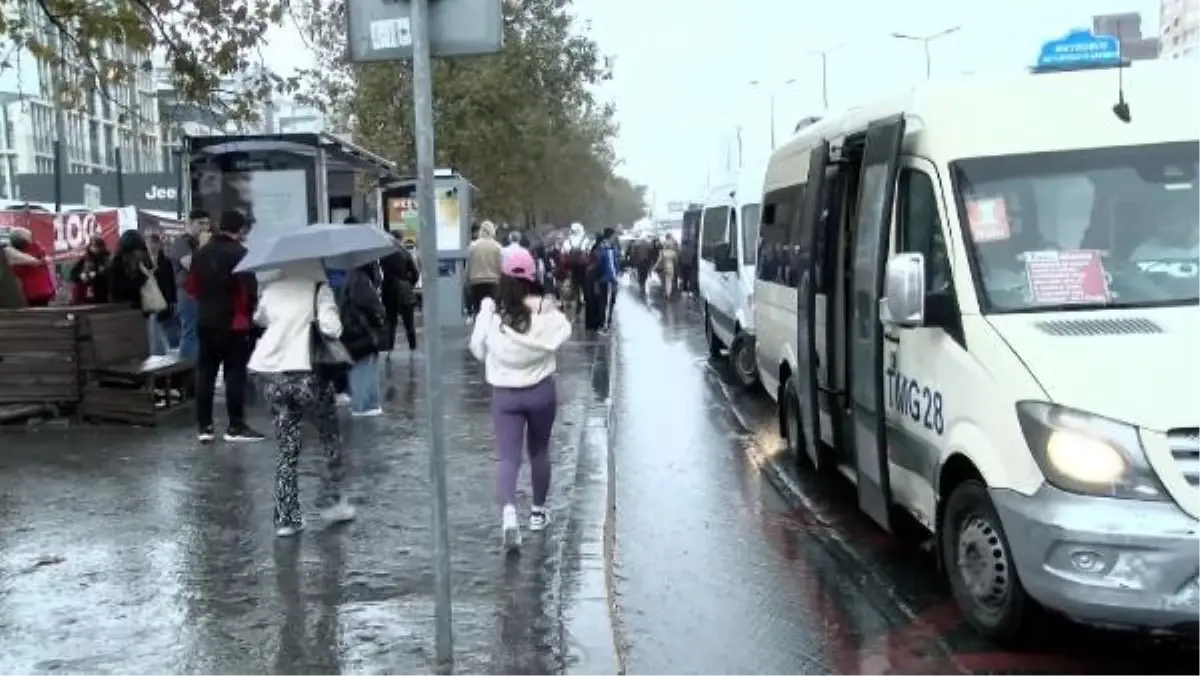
266,0,1162,216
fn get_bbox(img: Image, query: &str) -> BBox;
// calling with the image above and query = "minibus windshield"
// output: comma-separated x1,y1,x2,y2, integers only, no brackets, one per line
950,141,1199,313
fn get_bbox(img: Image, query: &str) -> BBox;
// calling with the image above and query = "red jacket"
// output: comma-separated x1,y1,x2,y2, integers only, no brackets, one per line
13,242,56,304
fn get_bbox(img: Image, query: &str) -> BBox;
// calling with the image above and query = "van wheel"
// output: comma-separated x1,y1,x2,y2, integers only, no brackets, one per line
729,333,758,389
704,306,723,358
941,480,1041,643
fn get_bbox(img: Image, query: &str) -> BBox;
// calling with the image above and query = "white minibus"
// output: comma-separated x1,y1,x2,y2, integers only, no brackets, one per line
698,165,765,386
754,48,1199,640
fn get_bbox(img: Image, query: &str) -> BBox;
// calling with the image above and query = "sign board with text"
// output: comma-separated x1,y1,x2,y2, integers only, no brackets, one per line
346,0,503,62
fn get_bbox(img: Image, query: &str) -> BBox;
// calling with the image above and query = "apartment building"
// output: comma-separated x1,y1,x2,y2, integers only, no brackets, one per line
1161,0,1200,58
0,0,162,198
1093,12,1162,60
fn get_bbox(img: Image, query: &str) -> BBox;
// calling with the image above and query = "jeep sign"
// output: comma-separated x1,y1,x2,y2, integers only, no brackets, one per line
15,172,182,212
145,185,178,201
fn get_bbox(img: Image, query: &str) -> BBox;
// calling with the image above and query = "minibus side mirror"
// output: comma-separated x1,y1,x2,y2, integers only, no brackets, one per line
883,253,925,327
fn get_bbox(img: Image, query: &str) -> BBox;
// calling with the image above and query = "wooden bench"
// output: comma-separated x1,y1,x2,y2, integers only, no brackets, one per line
79,355,196,426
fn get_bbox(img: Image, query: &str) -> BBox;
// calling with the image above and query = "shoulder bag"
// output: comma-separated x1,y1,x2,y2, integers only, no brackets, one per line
138,263,168,313
310,282,352,378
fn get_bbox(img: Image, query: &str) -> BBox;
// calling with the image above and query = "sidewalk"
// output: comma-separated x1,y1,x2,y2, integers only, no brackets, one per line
0,327,608,674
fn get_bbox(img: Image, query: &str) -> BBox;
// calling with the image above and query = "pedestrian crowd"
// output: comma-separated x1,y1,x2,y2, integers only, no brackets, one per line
0,212,626,552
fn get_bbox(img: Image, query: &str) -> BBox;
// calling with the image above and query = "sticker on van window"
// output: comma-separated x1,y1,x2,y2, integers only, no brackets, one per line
966,198,1012,242
1024,250,1110,304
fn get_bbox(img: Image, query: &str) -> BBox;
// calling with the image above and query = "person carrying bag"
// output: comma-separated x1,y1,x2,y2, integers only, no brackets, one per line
249,272,355,538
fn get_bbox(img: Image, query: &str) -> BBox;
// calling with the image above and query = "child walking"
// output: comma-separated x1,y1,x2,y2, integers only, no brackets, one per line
469,247,572,550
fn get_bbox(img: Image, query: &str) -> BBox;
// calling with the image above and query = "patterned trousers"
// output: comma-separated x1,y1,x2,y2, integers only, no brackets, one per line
262,372,344,528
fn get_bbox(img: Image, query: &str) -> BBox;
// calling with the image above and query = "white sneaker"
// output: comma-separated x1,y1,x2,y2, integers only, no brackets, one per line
320,498,356,524
502,504,521,551
335,393,352,406
529,507,550,532
350,407,384,418
276,522,303,538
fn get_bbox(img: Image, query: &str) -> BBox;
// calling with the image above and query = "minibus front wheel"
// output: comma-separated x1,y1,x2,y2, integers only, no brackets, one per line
941,479,1042,643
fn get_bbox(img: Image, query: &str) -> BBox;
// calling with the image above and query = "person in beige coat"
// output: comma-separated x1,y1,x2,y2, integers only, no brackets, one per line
465,219,503,320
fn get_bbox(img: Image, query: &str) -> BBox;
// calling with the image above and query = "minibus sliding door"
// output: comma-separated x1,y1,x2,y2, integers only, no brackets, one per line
846,114,906,532
794,141,829,469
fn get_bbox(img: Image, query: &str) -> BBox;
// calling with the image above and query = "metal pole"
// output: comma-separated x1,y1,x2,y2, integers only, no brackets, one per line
115,147,126,206
315,147,330,223
924,40,932,79
820,53,830,110
52,29,66,212
769,94,776,150
410,0,454,672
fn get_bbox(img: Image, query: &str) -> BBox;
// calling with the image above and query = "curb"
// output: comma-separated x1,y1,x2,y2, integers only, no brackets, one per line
555,332,622,675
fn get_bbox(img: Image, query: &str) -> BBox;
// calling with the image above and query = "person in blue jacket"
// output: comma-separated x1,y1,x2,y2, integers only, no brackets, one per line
594,228,620,332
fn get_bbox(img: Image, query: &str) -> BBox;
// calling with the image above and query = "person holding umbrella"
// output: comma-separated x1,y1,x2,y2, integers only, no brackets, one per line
249,259,353,536
235,219,400,535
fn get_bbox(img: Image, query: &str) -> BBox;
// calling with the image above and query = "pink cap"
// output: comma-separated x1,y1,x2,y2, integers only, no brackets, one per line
502,247,537,282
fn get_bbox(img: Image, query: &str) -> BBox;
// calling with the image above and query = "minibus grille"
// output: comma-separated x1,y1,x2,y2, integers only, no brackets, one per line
1167,428,1200,487
1035,318,1163,336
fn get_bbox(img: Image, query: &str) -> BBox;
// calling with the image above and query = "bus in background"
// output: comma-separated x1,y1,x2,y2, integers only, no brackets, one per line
697,164,765,388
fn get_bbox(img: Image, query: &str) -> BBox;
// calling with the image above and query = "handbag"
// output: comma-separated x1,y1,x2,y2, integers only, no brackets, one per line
310,282,352,376
138,264,168,313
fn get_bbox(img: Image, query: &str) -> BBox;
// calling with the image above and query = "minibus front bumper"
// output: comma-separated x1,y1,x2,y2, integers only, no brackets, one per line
991,485,1199,632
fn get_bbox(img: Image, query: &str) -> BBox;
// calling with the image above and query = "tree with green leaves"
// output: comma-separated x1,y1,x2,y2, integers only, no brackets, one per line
0,0,293,123
295,0,644,227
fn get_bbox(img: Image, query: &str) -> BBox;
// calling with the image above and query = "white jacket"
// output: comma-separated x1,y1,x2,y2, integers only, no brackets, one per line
469,296,571,387
249,276,342,374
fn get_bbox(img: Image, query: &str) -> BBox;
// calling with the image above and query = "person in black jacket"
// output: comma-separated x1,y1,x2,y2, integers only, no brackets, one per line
108,230,171,355
147,233,178,348
184,210,265,443
69,235,110,304
380,232,420,356
340,261,388,416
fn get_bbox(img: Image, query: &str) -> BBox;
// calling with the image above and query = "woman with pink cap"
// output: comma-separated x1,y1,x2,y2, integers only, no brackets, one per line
469,245,572,550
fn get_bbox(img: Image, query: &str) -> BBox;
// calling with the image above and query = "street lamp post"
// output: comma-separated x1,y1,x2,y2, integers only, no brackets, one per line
806,42,845,111
891,25,961,79
748,78,796,150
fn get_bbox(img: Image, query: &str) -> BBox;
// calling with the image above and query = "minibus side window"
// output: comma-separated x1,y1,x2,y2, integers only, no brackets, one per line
897,168,952,293
757,185,802,286
700,206,731,262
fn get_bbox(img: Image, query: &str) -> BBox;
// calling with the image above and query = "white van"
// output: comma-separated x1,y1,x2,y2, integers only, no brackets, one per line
698,167,765,386
754,52,1199,641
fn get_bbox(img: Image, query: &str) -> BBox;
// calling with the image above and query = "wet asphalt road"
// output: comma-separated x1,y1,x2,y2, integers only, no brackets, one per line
0,329,606,675
607,282,1198,675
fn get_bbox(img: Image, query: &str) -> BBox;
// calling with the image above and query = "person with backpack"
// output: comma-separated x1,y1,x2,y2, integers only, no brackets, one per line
337,258,388,417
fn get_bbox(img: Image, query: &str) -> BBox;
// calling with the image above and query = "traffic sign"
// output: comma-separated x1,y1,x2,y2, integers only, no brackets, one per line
1035,30,1123,72
346,0,503,63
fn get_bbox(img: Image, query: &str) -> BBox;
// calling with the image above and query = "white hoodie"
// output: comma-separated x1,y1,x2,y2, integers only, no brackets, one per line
469,296,571,387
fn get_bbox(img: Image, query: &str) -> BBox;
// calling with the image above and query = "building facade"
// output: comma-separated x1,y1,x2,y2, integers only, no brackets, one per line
1092,12,1162,59
0,0,162,199
1161,0,1200,58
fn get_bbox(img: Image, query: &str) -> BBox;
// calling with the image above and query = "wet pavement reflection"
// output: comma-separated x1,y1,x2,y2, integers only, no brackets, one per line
0,332,604,675
608,284,1198,675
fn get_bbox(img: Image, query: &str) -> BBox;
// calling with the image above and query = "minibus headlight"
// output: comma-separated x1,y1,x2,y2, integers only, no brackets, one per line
1016,401,1168,501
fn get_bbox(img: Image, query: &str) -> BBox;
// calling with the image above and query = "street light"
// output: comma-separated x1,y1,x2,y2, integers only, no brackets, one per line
891,25,961,79
805,42,845,111
748,78,796,150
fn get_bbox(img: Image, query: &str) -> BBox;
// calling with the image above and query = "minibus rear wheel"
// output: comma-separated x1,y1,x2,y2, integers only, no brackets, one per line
941,479,1041,643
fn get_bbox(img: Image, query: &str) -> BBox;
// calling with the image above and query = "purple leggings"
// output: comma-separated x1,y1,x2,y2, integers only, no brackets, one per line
492,376,557,507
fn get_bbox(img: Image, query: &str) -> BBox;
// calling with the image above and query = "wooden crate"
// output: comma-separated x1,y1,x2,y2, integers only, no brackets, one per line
0,307,84,403
77,306,148,370
79,356,195,426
